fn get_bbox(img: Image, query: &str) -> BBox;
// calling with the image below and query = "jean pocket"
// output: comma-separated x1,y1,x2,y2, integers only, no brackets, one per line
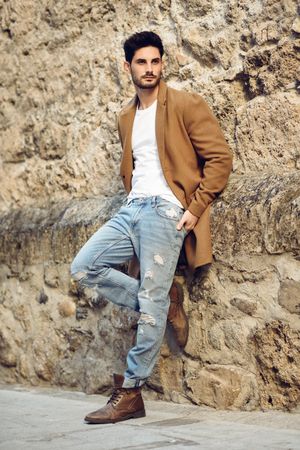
181,226,189,236
155,199,184,222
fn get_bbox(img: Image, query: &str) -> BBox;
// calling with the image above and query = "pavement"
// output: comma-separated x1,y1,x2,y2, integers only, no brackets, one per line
0,384,300,450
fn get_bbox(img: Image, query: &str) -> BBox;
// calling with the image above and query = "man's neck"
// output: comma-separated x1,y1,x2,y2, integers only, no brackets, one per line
136,84,159,110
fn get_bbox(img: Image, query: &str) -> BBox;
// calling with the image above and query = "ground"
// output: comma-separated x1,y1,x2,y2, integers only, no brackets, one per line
1,384,300,450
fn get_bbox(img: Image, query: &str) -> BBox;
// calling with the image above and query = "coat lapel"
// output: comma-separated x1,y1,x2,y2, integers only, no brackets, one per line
156,79,167,168
119,97,137,185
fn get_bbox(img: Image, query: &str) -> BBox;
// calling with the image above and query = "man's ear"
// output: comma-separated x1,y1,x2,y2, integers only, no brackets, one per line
123,61,131,74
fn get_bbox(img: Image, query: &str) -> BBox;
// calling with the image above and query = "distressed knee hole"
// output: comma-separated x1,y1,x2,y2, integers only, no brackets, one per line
71,271,87,282
70,271,87,291
138,313,156,326
145,270,153,280
154,254,164,266
70,272,102,306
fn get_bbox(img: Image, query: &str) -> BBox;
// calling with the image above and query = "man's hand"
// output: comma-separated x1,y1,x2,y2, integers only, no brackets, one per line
176,210,199,232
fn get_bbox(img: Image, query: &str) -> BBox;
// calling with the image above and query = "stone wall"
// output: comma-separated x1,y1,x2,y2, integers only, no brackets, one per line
0,0,299,410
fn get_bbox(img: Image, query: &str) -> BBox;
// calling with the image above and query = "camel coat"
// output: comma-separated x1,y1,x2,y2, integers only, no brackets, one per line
117,79,232,271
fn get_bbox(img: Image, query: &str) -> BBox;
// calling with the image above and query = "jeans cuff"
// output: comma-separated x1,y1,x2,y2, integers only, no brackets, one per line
122,377,147,388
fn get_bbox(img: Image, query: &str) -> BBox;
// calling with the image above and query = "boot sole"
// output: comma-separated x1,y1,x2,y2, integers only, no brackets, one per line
84,409,146,424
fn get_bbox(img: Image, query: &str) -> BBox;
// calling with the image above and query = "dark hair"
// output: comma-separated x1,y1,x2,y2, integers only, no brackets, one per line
123,31,164,63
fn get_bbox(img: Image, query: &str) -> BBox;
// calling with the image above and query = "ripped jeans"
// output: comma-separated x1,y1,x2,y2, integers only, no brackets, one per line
70,196,187,388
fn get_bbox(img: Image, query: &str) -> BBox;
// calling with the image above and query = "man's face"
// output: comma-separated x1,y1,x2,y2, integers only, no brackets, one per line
124,46,163,90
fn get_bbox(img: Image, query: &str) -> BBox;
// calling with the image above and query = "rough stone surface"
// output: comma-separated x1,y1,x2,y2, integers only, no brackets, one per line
253,321,300,410
278,281,300,315
0,0,300,411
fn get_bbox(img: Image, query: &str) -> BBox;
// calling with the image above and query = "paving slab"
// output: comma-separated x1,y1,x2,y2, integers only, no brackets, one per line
0,384,299,450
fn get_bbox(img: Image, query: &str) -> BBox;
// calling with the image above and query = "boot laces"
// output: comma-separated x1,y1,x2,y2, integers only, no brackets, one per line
108,388,123,406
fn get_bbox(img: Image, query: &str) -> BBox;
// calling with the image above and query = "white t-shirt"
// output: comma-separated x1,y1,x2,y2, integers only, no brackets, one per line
127,100,183,208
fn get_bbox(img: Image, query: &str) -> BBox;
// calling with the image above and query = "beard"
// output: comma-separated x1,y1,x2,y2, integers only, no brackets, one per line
131,71,162,90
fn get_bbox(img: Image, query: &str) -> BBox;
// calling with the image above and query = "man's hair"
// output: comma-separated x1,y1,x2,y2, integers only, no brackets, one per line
123,31,164,63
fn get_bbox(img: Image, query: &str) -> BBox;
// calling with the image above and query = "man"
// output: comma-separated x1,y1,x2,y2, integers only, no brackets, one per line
70,31,232,424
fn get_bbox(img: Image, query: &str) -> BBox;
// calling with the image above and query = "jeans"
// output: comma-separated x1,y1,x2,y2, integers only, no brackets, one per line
70,196,187,388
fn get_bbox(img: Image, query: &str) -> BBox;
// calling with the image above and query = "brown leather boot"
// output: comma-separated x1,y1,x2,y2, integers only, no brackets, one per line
84,374,146,424
168,281,189,347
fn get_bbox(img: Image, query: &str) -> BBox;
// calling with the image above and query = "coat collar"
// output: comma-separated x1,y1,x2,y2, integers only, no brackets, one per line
157,78,167,106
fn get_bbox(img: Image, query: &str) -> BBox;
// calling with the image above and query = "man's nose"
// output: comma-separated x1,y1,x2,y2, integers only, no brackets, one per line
146,62,154,73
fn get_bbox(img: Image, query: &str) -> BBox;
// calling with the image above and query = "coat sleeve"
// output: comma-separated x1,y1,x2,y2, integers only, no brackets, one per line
183,93,233,218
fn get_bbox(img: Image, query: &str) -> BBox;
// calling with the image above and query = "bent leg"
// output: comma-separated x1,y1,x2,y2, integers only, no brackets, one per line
70,208,140,311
